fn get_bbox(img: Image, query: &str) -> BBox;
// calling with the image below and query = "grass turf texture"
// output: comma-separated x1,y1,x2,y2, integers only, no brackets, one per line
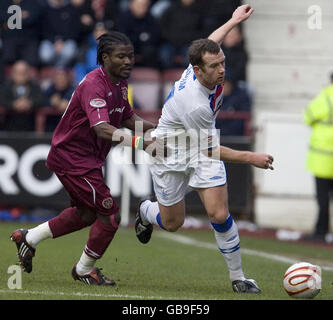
0,222,332,300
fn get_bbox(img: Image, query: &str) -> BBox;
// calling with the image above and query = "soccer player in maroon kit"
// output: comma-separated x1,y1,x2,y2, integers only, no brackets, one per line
10,32,157,285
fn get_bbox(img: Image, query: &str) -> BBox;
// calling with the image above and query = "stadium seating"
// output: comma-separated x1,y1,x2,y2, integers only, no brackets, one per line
0,106,5,129
161,68,184,102
244,0,333,114
5,65,39,80
129,67,162,110
1,65,252,135
35,107,62,134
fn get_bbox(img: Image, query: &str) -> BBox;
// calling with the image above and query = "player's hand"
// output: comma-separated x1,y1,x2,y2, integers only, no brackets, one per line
249,153,274,170
232,4,254,24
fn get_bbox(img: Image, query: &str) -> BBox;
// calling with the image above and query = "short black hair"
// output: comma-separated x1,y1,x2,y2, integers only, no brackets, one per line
188,39,221,67
96,31,133,65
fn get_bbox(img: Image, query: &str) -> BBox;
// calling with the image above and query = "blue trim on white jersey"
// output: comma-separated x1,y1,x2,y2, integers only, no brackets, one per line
164,86,175,104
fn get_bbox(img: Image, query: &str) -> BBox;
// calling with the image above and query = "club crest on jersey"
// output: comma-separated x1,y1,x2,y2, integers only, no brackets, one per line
89,98,107,108
102,197,113,209
121,87,128,100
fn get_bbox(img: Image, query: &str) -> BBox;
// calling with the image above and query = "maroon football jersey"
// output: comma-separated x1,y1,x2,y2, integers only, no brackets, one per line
46,66,134,175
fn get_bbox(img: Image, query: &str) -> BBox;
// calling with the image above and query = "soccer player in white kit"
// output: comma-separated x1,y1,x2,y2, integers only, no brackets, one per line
135,4,274,293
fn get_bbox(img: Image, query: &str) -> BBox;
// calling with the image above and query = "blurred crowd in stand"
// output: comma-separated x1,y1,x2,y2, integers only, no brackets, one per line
0,0,252,134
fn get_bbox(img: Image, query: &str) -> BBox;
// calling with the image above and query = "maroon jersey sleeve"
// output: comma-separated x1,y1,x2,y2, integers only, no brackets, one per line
79,79,110,127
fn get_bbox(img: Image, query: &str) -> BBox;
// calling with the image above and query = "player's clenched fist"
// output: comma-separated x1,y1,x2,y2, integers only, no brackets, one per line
231,4,254,23
249,153,274,170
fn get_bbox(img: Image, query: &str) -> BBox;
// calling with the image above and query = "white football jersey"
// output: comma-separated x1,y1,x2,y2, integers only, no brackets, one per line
154,64,224,169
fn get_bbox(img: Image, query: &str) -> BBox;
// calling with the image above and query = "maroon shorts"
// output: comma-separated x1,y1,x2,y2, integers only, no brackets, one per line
56,168,119,216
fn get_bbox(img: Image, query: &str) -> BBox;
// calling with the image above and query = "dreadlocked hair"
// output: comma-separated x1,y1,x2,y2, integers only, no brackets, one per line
96,31,132,65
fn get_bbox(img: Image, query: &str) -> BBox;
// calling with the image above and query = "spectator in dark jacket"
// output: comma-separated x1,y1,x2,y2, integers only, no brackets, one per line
0,49,4,129
103,0,121,30
70,0,96,45
116,0,161,68
0,47,4,84
222,25,248,82
74,21,108,84
201,0,241,35
0,61,46,131
158,0,204,69
0,0,42,67
44,68,75,131
217,70,252,136
39,0,81,67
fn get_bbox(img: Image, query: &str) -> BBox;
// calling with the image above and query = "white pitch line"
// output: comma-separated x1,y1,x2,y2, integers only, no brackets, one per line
0,289,173,300
156,232,333,272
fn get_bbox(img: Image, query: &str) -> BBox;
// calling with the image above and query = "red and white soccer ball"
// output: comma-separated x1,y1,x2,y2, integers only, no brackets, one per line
283,262,322,298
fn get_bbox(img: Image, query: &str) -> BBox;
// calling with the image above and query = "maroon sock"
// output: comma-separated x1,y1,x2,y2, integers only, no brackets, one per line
84,217,119,259
48,207,90,238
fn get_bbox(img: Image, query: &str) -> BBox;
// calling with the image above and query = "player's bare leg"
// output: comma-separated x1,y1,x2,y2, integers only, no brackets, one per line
157,200,185,231
135,199,185,243
196,185,261,294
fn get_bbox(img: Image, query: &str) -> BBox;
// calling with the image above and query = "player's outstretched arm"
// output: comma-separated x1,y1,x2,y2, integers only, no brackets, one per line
208,4,254,46
94,122,153,151
204,145,274,170
121,113,157,132
94,122,167,157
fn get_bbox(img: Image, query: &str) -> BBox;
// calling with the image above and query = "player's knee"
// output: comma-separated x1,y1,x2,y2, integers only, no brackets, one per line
77,207,96,225
163,218,184,232
208,208,229,224
165,224,181,232
96,211,120,230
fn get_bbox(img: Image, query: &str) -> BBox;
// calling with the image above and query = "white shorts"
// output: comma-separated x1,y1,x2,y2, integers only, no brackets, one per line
150,160,227,206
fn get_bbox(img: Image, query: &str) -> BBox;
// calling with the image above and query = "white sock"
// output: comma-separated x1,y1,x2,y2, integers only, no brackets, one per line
76,251,96,276
211,216,245,282
140,200,160,226
26,222,53,248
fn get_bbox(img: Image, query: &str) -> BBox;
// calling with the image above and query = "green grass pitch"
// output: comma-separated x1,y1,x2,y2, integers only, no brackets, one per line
0,222,332,300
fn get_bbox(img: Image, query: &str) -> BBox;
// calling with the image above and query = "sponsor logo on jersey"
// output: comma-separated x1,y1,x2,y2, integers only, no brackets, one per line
109,106,125,115
89,98,107,108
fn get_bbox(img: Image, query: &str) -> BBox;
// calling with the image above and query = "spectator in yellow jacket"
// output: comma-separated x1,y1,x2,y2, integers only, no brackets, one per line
303,73,333,242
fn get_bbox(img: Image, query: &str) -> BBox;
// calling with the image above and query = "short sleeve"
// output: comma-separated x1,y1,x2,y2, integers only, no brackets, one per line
79,80,110,127
183,106,220,151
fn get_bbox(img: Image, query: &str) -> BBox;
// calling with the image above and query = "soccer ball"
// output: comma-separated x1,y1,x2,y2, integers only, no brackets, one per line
283,262,321,298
